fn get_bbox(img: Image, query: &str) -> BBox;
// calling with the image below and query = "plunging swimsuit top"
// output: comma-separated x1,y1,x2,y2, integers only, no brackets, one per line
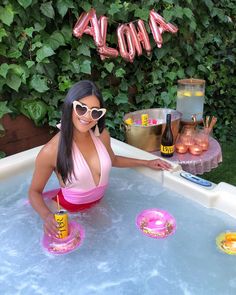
47,130,112,212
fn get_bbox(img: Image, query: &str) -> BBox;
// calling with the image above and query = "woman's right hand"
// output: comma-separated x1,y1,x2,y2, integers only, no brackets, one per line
43,212,59,237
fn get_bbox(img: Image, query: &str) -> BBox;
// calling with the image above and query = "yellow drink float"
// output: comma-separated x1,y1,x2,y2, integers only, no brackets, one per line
54,210,69,239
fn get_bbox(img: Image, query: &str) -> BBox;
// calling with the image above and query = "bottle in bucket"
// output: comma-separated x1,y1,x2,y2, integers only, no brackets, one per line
161,114,174,157
141,114,149,126
54,210,69,239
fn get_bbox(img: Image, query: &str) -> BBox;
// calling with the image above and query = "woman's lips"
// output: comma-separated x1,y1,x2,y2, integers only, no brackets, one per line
78,118,92,125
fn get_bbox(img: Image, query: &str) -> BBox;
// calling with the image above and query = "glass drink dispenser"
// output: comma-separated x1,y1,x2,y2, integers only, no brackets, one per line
176,79,205,122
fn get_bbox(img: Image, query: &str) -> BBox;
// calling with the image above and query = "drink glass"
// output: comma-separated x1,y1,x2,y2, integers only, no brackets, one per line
195,127,209,151
176,79,205,122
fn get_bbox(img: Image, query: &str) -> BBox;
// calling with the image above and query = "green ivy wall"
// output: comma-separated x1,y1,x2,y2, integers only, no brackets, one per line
0,0,235,142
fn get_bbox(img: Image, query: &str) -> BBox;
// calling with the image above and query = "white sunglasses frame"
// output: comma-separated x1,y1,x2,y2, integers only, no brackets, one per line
72,101,106,121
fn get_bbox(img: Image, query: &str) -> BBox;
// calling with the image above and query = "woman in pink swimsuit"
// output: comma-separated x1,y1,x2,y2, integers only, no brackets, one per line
28,80,171,237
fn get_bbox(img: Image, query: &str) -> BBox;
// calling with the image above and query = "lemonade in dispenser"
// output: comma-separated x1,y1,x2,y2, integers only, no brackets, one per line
176,79,205,122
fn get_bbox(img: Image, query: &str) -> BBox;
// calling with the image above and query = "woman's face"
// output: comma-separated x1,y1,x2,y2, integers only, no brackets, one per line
72,95,102,133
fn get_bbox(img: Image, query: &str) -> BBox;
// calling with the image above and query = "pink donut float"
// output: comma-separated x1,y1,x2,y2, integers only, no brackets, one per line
136,208,176,239
42,221,85,255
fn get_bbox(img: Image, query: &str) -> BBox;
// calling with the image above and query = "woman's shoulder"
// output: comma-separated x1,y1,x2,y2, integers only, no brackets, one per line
36,133,60,166
99,128,110,145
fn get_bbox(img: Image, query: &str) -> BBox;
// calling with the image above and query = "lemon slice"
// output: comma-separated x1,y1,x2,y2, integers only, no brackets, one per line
195,91,204,96
183,91,192,97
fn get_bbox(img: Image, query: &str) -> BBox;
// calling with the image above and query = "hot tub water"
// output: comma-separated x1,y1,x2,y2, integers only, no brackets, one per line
0,167,236,295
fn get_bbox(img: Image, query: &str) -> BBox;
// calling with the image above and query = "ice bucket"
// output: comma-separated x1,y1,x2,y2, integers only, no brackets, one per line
123,108,182,152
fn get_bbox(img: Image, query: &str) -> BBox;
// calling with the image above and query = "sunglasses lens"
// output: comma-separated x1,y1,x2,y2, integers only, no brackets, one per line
75,104,87,116
91,109,104,120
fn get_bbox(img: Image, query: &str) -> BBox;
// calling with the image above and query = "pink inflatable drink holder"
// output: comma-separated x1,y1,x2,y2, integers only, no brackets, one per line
136,209,176,239
42,221,85,255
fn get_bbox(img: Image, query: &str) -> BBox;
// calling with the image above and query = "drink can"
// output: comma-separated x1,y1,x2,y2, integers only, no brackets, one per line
54,210,69,239
141,114,149,126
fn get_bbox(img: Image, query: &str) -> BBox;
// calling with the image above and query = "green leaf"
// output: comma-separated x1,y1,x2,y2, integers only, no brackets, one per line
115,93,128,105
7,48,22,59
163,9,174,22
80,60,91,74
165,71,176,81
161,91,171,106
26,61,35,68
6,73,21,91
104,62,114,73
0,5,14,26
26,101,48,125
40,2,55,19
47,32,65,50
81,2,92,11
58,75,72,92
134,8,149,21
9,64,28,84
102,89,113,101
30,75,49,93
115,68,126,78
174,5,183,19
0,151,6,158
17,0,32,9
135,68,144,83
31,41,42,51
36,45,55,62
0,28,7,41
183,8,193,19
108,2,123,16
24,27,35,37
61,25,72,43
0,63,9,78
0,101,12,119
71,60,80,73
77,43,91,57
204,0,214,10
56,0,74,18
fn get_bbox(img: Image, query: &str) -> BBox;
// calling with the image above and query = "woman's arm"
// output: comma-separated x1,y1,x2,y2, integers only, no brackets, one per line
28,137,59,236
100,129,172,170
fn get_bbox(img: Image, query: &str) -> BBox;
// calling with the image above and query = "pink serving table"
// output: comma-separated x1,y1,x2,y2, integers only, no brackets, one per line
153,137,222,175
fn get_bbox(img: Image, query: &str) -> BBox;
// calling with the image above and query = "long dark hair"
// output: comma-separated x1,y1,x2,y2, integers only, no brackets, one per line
56,80,106,184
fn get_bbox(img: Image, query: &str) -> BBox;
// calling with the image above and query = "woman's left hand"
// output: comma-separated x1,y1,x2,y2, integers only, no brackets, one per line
146,158,172,170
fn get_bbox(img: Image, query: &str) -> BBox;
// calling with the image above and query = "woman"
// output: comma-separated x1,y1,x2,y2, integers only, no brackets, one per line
28,80,171,237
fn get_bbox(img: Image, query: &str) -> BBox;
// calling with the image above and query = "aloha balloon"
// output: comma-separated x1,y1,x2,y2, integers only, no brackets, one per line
129,20,152,56
73,8,178,62
117,24,136,63
73,8,103,48
97,16,119,60
149,9,178,48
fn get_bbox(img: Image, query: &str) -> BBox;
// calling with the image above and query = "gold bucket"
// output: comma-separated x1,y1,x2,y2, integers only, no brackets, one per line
123,108,182,152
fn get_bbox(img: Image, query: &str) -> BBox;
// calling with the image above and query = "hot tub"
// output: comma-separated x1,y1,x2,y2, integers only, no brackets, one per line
1,139,236,295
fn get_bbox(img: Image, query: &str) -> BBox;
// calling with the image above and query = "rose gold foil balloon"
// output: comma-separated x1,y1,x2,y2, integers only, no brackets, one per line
149,10,178,48
97,16,119,60
129,20,152,56
117,24,135,62
73,9,103,48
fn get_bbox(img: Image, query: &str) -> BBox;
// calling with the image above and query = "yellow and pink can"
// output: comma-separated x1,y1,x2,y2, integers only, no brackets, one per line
54,210,69,239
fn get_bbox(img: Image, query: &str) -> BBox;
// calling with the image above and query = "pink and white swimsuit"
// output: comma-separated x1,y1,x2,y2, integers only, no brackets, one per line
45,131,112,212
